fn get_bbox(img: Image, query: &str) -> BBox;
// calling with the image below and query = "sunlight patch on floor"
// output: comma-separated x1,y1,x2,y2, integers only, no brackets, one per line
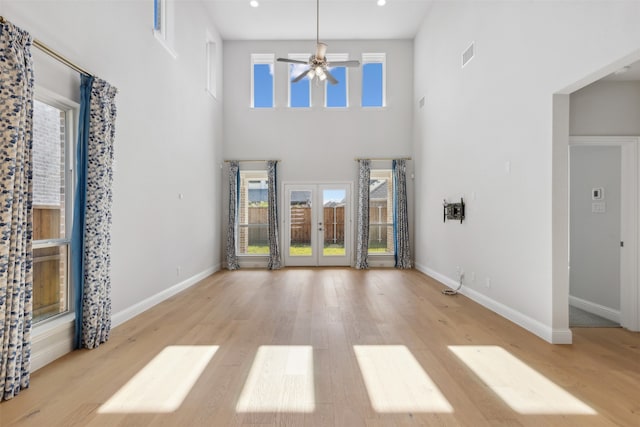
448,345,596,415
354,345,453,413
236,345,315,413
98,345,218,413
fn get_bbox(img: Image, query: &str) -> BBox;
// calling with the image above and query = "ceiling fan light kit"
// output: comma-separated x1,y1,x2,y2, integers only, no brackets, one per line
276,0,360,85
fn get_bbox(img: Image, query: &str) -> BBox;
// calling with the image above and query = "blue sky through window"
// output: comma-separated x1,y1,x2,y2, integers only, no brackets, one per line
326,67,346,108
290,64,310,108
362,63,383,107
254,63,273,108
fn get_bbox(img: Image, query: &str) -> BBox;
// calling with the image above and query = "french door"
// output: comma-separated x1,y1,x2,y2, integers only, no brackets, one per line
283,183,351,266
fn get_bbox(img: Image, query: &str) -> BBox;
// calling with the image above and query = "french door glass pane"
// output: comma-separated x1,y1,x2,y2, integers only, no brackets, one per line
290,190,312,256
323,189,345,256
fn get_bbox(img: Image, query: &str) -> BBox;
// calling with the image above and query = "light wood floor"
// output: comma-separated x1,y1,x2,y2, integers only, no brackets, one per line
1,268,639,426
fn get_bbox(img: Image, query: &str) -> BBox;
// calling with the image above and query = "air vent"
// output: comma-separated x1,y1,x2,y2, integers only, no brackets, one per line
462,42,474,68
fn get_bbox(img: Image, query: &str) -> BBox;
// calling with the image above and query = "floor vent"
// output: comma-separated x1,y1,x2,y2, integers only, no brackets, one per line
462,42,475,68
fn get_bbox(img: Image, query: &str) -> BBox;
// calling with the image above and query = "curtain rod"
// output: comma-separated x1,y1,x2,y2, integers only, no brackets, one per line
224,159,280,163
354,157,412,161
0,16,94,77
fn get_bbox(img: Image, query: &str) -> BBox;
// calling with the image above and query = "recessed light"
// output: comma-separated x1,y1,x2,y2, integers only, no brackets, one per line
250,0,259,7
377,0,386,6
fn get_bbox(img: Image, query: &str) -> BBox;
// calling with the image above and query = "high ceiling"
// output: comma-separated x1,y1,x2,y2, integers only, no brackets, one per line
202,0,433,41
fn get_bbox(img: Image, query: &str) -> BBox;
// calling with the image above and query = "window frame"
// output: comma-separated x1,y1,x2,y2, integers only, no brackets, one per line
368,169,394,256
238,170,270,256
206,36,217,99
251,53,275,109
325,53,349,108
153,0,177,58
32,87,79,326
287,53,312,108
361,53,387,108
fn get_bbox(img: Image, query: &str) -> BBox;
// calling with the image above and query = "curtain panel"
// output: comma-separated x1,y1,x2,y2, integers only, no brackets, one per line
355,159,370,269
393,159,411,269
0,20,35,401
267,161,281,270
73,75,118,350
226,161,240,270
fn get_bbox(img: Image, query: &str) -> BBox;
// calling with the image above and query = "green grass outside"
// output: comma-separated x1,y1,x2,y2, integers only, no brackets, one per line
248,244,391,256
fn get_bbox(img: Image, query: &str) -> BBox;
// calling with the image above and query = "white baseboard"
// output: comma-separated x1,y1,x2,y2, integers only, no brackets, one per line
112,265,219,329
569,295,620,323
415,263,572,344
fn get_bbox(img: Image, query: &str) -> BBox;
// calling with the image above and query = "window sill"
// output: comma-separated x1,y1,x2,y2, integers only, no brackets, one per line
32,312,75,371
154,31,177,59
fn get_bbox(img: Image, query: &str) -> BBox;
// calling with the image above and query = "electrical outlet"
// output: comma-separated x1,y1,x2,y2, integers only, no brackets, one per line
177,266,181,277
485,277,491,289
471,272,476,283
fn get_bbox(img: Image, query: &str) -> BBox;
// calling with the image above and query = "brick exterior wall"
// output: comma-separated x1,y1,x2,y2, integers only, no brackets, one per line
33,100,64,207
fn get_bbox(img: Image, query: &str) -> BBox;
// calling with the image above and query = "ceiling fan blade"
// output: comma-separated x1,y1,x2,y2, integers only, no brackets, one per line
277,58,309,65
328,60,361,67
315,42,327,60
292,68,311,83
324,68,339,85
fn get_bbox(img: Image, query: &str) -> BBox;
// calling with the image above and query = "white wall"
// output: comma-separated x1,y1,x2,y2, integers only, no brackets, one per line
570,81,640,136
570,146,621,310
0,1,223,327
223,40,414,265
413,0,640,342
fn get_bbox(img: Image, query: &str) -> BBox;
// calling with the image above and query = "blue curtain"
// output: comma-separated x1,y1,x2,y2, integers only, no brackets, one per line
0,19,35,401
71,75,92,349
393,159,411,269
72,75,118,349
267,161,281,270
355,159,370,269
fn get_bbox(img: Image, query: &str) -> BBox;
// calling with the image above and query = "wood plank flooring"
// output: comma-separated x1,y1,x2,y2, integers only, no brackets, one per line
1,268,638,426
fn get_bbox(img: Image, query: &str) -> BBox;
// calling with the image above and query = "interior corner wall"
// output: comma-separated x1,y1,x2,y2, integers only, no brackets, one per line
222,40,415,265
1,1,224,318
413,0,640,342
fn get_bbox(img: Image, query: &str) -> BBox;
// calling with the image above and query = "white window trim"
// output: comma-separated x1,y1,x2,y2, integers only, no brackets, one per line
368,168,394,257
205,33,217,99
325,53,349,108
288,53,312,108
251,53,275,108
32,87,79,371
238,170,269,258
153,0,178,59
362,52,387,108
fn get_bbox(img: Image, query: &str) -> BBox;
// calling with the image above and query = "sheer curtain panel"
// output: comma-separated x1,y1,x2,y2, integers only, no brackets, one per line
267,161,281,270
355,159,370,269
393,159,411,269
226,161,240,270
0,20,34,401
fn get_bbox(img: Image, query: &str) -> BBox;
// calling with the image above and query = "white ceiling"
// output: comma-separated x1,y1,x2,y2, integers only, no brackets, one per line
202,0,433,41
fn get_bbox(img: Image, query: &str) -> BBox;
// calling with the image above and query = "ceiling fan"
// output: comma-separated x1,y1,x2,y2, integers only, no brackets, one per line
276,0,360,85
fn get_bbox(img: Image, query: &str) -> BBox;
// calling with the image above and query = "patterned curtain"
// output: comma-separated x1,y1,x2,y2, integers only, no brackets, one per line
355,159,370,269
0,20,34,401
267,161,281,270
73,75,118,350
393,159,411,269
226,161,240,270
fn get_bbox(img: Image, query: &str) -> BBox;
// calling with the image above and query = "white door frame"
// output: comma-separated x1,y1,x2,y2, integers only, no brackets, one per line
569,136,639,331
282,182,353,267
